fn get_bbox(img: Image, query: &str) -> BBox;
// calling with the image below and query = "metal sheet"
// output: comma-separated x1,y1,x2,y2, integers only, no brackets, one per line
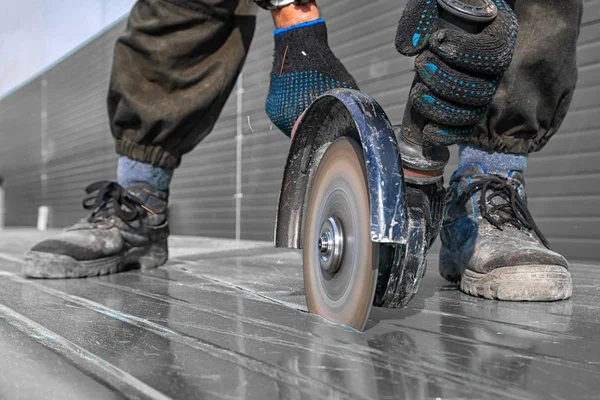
0,230,599,399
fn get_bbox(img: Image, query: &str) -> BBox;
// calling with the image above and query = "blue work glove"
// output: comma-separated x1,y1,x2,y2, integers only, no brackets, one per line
396,0,518,145
266,19,359,136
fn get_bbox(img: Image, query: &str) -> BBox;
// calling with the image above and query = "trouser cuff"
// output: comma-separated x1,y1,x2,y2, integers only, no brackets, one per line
116,139,181,170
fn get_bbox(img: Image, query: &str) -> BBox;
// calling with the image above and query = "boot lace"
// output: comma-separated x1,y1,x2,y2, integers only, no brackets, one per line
458,175,549,248
82,181,154,222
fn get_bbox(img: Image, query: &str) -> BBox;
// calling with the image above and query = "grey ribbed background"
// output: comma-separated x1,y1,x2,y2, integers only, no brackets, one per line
0,0,598,263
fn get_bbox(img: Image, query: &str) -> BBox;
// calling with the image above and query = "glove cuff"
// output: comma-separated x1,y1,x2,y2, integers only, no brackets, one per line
273,18,324,35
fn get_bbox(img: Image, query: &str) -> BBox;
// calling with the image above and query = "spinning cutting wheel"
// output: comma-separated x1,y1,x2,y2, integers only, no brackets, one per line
303,137,381,330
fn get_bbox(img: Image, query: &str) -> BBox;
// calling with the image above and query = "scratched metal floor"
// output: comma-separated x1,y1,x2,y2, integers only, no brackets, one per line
0,229,598,400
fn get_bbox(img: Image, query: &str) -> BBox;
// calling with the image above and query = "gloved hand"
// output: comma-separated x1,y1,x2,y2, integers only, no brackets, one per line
266,20,359,136
395,0,518,145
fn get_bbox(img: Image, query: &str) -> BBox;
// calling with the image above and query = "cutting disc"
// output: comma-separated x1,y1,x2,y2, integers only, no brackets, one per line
303,137,378,331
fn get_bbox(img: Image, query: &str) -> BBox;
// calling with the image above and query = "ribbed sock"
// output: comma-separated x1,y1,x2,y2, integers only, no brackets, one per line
458,144,527,175
117,156,172,192
266,18,359,135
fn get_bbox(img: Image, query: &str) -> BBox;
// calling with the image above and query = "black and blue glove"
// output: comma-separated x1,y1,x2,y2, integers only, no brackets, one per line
266,19,359,136
396,0,518,145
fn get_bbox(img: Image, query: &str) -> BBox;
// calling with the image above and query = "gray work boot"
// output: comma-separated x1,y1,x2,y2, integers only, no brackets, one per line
24,181,169,278
439,164,572,301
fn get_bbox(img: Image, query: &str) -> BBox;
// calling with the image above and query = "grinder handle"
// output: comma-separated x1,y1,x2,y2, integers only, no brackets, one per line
400,0,497,149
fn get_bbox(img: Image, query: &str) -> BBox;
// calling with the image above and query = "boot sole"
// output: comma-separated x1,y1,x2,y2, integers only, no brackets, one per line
461,265,573,301
22,240,168,279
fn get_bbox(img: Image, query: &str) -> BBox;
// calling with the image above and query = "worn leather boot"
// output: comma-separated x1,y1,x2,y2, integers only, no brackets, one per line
24,181,169,278
439,163,572,301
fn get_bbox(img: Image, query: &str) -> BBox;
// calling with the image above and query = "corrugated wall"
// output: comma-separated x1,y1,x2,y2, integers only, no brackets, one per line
0,0,598,263
0,78,43,227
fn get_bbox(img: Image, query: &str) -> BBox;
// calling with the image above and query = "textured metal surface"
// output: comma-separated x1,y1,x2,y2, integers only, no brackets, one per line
0,229,599,399
0,0,598,263
275,89,407,248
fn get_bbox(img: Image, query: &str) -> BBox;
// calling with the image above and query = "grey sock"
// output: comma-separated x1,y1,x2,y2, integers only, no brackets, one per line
117,156,173,191
458,144,527,175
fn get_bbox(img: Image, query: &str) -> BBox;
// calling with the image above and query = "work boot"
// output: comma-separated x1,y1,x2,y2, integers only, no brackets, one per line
439,163,572,301
24,181,169,278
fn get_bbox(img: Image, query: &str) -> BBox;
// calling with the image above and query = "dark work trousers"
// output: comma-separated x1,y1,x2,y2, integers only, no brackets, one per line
108,0,258,169
107,0,584,170
473,0,584,154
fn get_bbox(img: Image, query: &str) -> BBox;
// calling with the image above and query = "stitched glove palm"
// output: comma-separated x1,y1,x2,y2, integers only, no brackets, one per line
396,0,518,145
